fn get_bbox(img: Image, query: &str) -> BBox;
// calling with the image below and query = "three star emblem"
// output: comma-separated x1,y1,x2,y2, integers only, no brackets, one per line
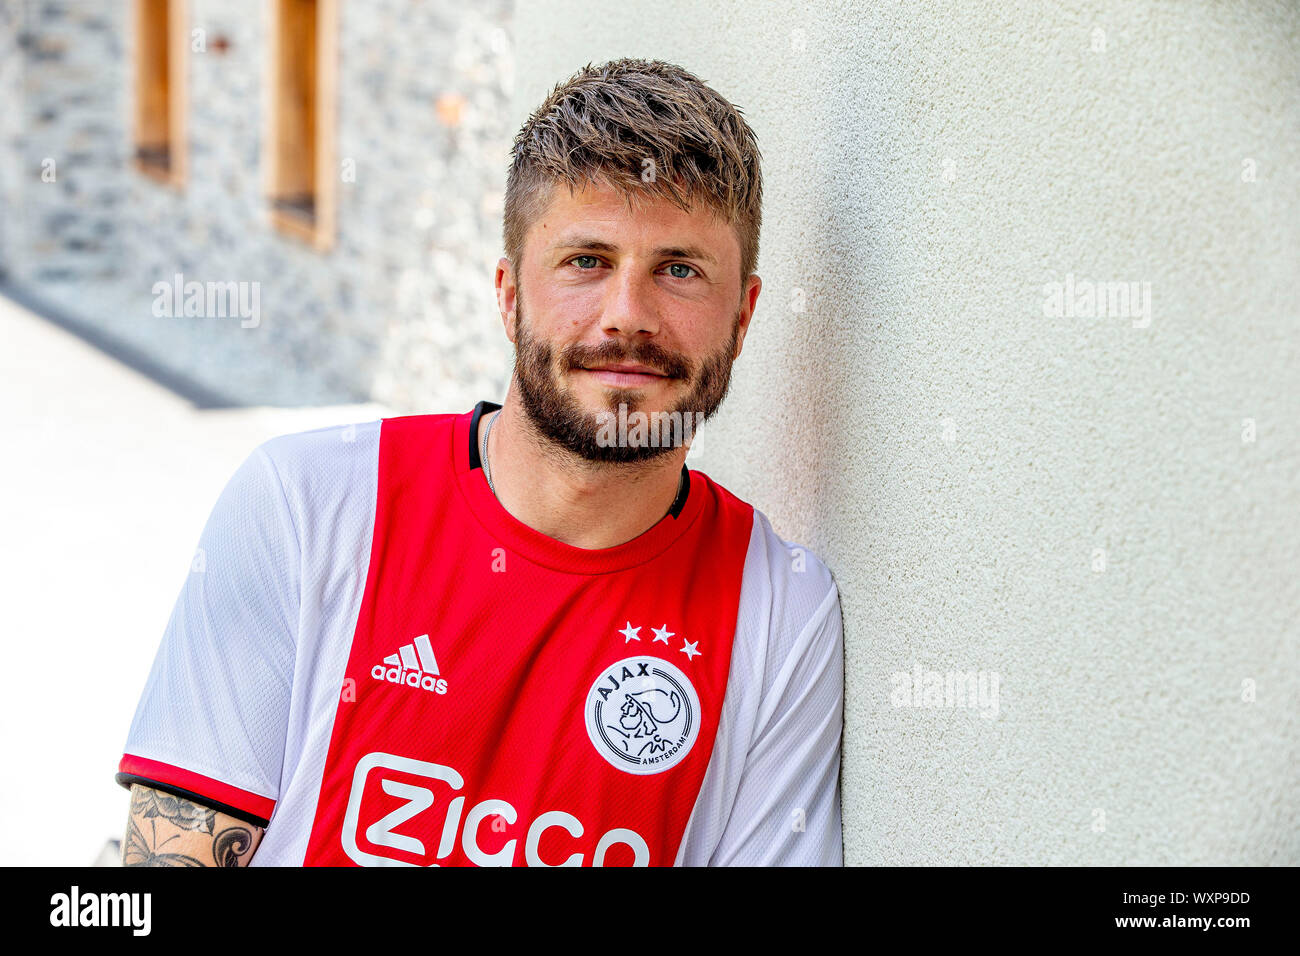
618,621,700,660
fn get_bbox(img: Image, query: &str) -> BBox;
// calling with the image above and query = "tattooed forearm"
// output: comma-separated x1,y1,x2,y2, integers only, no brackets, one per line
122,784,265,867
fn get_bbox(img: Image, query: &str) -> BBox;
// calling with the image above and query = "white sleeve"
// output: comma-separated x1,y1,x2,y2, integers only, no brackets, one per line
115,442,301,827
712,584,844,865
676,513,845,866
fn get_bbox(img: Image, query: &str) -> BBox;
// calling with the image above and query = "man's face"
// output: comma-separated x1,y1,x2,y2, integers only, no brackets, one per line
498,178,761,464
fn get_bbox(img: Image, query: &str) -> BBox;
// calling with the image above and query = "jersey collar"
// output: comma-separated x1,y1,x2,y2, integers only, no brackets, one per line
455,400,702,574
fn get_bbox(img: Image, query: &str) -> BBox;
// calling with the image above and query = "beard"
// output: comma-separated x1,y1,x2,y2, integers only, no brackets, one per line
511,295,740,464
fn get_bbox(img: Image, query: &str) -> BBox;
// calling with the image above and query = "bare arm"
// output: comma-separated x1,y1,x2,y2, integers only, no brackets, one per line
121,783,265,867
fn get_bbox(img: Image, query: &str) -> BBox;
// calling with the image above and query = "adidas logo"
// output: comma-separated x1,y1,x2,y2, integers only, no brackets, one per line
371,634,448,695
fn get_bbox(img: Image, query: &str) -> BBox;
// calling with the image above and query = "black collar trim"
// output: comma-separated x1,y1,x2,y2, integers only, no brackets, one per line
468,399,501,470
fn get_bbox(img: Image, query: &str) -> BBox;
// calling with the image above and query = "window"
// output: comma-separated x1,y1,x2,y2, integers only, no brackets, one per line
267,0,337,249
132,0,186,185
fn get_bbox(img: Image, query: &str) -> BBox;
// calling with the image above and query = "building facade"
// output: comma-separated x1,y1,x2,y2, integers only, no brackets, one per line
1,0,515,410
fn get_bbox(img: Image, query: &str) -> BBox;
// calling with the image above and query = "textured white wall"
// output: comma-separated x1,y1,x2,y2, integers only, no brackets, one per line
514,0,1300,865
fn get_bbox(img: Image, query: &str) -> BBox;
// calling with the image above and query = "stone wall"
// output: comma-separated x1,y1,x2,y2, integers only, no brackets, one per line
0,2,20,278
0,1,126,287
1,0,515,411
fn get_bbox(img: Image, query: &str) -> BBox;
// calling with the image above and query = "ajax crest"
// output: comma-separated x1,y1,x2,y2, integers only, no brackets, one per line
585,656,700,775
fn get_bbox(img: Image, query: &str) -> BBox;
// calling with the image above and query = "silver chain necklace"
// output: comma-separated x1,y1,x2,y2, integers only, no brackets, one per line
480,410,500,496
480,409,686,512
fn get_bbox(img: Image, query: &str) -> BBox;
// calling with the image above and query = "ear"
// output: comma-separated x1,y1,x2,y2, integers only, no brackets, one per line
495,256,518,342
733,273,762,360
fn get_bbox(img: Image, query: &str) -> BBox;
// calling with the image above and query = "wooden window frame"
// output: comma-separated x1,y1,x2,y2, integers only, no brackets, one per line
132,0,187,188
266,0,338,251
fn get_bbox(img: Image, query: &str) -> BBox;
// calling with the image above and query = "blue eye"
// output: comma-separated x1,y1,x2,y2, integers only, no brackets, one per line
666,263,697,279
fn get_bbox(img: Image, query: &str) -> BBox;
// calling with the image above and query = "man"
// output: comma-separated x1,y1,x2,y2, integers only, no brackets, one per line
117,57,844,867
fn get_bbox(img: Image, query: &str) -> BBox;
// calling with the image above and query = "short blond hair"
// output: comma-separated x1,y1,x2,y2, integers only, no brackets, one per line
504,58,763,282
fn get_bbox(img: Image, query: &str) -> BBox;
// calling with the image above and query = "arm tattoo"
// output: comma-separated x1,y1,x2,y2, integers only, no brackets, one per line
123,785,262,867
123,814,206,867
212,825,257,867
131,785,217,833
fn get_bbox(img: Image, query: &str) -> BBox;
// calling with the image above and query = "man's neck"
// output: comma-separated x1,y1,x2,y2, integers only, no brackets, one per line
477,395,688,550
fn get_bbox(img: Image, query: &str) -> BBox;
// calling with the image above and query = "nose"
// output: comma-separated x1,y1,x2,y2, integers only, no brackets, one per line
600,263,661,339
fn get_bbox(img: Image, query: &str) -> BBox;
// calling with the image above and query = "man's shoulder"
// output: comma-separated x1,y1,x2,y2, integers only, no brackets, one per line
245,419,389,536
250,412,470,528
693,469,836,603
256,418,385,484
745,506,839,634
255,410,464,470
693,470,840,663
757,508,833,584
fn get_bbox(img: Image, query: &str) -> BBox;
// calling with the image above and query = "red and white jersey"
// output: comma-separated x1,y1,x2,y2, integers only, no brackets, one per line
117,401,844,866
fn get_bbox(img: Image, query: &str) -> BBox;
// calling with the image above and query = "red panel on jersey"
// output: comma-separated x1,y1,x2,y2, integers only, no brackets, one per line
302,408,753,866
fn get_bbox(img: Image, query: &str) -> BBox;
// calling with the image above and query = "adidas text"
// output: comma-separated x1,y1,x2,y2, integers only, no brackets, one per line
372,665,448,694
